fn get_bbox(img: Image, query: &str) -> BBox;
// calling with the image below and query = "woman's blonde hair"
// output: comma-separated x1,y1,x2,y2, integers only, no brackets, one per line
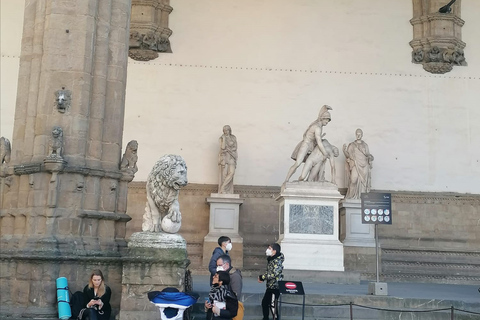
88,269,106,297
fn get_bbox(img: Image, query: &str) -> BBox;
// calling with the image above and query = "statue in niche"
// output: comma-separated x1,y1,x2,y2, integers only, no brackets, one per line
48,127,64,159
0,137,11,165
301,139,339,184
142,154,188,234
343,129,374,199
285,105,332,183
120,140,139,175
218,125,237,194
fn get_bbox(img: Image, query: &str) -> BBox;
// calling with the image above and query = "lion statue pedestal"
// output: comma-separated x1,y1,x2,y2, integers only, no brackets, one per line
119,232,189,320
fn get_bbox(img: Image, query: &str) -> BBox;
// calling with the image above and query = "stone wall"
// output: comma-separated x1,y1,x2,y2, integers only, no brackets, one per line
126,183,480,280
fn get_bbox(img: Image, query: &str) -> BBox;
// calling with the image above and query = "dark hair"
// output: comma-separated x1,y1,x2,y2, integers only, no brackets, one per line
217,236,231,246
217,254,231,266
271,243,281,253
216,271,230,285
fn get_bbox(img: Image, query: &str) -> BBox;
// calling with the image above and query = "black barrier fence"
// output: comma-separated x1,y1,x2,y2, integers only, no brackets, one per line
278,301,480,320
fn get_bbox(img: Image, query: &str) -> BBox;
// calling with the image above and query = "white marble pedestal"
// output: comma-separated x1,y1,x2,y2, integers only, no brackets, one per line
339,199,375,247
277,182,344,271
203,193,244,268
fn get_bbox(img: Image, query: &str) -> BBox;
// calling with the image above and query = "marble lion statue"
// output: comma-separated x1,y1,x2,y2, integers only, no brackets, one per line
142,154,188,234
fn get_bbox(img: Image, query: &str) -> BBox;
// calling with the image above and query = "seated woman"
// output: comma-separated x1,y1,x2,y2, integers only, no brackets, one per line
205,271,238,320
82,269,112,320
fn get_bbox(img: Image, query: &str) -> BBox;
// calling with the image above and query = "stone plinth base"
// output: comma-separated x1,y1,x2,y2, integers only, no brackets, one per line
339,199,375,247
277,182,344,271
203,194,244,269
119,232,189,320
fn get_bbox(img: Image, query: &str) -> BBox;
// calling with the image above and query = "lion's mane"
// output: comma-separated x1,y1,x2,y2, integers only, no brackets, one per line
142,154,188,233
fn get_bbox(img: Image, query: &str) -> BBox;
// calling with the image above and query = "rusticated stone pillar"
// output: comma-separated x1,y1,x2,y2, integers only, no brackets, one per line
0,0,132,318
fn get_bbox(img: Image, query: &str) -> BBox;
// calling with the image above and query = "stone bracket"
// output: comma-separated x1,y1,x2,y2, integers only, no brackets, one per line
410,0,467,74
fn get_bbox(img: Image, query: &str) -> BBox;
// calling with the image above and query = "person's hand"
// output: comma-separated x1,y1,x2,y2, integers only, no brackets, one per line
212,305,221,316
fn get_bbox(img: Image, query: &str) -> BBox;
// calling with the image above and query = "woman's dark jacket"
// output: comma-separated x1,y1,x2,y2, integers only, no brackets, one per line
82,285,112,320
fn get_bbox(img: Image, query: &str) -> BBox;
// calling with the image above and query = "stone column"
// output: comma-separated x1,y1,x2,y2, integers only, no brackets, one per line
0,0,132,318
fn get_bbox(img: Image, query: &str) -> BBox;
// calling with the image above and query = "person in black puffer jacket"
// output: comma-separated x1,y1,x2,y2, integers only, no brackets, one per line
258,243,284,320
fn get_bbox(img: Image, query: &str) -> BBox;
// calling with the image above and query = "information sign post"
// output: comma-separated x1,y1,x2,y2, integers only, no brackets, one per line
361,192,391,296
278,280,305,320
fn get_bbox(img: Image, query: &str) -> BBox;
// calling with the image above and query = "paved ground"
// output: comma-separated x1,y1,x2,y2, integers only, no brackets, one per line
192,274,480,304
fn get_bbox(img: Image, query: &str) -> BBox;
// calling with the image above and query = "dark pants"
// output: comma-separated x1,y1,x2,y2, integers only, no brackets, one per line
261,288,279,320
82,308,99,320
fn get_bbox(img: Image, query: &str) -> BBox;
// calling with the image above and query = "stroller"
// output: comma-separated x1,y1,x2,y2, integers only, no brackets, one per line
148,288,199,320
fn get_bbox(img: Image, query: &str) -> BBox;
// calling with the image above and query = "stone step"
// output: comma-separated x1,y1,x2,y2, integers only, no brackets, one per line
380,248,480,284
189,301,479,320
382,248,480,265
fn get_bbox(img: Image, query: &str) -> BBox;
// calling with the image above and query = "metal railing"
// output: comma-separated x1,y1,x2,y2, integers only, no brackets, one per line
278,301,480,320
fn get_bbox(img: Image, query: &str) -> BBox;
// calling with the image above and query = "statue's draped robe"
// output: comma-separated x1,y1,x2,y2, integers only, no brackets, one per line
345,141,371,199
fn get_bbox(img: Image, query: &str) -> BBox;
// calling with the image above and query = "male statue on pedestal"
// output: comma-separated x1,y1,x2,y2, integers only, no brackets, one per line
343,129,374,199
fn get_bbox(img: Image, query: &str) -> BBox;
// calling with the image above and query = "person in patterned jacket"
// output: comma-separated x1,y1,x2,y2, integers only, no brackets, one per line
258,243,284,320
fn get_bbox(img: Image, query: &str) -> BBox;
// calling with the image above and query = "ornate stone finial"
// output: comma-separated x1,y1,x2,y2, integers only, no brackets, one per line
120,140,139,181
343,128,374,200
142,154,188,234
218,125,238,194
0,137,11,165
54,87,71,113
48,126,64,159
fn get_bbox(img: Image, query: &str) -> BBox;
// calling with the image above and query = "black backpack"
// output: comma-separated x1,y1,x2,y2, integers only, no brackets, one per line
69,291,85,319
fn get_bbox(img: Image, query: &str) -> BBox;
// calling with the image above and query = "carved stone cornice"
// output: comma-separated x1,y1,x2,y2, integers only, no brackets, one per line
13,162,124,180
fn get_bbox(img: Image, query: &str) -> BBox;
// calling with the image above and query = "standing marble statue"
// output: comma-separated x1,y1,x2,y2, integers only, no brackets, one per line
285,105,332,183
218,125,237,194
142,154,188,234
343,129,374,199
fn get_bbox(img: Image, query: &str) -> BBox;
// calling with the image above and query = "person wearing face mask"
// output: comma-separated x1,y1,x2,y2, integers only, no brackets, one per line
209,236,232,285
204,271,238,320
258,243,284,320
216,254,242,298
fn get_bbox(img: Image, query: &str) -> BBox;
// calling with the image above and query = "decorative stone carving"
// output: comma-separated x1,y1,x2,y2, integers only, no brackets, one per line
47,126,64,159
120,140,139,181
142,154,188,234
218,125,237,194
0,137,11,171
54,87,71,113
129,0,173,61
343,129,374,200
285,105,333,183
410,0,467,74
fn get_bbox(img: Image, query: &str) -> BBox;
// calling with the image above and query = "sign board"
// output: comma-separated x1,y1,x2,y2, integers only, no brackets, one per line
278,281,305,295
361,193,392,225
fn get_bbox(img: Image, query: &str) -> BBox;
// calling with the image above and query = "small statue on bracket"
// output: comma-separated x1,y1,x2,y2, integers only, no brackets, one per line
120,140,139,176
48,126,64,159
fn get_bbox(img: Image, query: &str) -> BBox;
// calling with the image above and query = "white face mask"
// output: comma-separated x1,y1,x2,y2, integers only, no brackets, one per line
226,243,232,251
216,266,224,272
265,248,272,256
